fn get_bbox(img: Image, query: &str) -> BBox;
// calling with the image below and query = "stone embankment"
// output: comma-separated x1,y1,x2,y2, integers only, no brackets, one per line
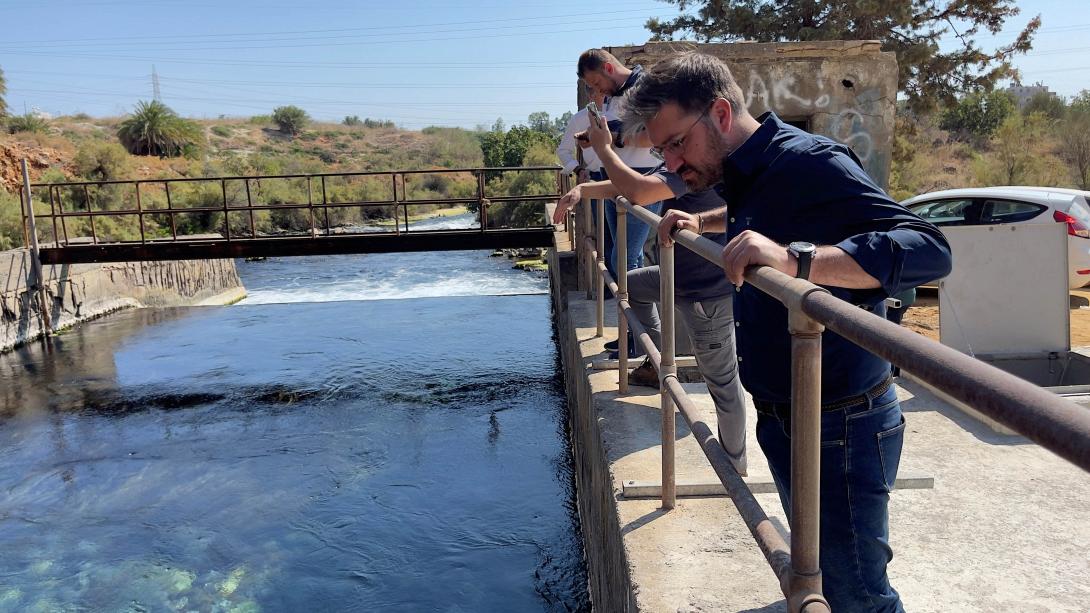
1,248,245,352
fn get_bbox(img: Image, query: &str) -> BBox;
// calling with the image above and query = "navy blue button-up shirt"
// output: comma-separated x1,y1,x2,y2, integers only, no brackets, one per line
717,113,952,404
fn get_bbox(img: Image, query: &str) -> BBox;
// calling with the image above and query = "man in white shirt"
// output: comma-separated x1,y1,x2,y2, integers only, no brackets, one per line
577,48,663,283
556,85,615,290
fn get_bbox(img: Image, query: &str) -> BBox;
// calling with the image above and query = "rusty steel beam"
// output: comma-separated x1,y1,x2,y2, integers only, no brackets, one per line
37,229,555,264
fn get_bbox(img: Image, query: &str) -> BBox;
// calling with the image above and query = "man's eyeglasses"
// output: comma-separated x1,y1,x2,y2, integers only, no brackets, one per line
649,106,711,161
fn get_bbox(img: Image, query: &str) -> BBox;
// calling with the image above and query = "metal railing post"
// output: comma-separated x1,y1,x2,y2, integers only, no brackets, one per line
617,204,629,392
20,159,52,337
221,179,231,241
583,194,594,300
595,192,605,338
135,182,146,243
787,302,830,613
660,240,677,510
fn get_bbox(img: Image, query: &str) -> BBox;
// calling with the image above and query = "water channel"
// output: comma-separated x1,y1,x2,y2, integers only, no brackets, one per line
0,215,590,612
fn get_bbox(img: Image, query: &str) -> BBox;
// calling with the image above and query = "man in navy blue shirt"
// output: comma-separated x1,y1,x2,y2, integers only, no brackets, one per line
620,52,952,612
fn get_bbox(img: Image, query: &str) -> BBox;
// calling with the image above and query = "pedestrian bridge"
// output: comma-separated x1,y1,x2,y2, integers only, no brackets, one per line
18,166,565,265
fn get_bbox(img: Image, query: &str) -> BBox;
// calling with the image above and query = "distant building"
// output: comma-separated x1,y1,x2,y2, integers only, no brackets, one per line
1006,83,1059,109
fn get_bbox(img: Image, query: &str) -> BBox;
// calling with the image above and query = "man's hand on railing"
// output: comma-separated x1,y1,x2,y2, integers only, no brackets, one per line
721,230,794,287
658,209,701,247
552,185,582,225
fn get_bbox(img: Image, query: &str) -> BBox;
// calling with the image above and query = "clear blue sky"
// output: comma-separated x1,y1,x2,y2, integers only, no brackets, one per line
0,0,1085,130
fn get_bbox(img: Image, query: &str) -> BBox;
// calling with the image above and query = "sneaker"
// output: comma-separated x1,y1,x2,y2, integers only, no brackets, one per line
608,344,645,360
627,358,659,389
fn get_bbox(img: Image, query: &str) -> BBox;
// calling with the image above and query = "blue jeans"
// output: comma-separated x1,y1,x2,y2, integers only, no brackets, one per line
587,170,615,281
604,198,662,274
756,386,906,612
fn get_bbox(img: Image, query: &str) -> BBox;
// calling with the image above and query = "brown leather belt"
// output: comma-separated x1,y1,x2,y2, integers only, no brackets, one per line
754,376,894,416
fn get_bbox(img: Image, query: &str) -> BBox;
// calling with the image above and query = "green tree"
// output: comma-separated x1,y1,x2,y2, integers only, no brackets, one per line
1023,91,1066,119
1071,90,1090,116
479,125,555,170
647,0,1040,114
117,100,203,157
0,66,7,118
527,111,553,135
552,111,573,136
940,90,1015,142
272,105,309,136
975,112,1066,187
343,115,363,126
1062,91,1090,189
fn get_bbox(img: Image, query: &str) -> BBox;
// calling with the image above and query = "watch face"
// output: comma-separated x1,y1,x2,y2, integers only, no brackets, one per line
789,241,816,255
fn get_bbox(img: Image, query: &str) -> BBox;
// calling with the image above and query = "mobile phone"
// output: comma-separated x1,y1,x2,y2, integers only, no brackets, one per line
586,102,604,127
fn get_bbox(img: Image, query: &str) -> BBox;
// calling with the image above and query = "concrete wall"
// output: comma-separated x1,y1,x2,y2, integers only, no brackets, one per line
1,249,245,352
596,40,898,188
548,248,636,611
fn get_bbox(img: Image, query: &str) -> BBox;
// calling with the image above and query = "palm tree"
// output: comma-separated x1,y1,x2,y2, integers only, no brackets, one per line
117,100,203,157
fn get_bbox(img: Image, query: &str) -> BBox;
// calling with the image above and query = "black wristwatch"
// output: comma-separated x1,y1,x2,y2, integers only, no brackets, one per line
788,241,816,280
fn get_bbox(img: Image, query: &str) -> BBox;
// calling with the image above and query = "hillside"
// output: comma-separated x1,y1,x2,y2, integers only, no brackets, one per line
0,114,564,250
0,116,480,193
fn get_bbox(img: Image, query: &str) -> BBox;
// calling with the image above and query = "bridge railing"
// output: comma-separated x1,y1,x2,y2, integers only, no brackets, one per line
574,195,1090,612
19,166,563,248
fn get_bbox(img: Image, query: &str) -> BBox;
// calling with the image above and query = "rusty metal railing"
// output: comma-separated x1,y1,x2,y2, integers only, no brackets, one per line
578,194,1090,613
19,166,563,249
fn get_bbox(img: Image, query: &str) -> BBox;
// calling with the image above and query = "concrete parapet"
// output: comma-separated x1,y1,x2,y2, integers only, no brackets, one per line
1,248,245,352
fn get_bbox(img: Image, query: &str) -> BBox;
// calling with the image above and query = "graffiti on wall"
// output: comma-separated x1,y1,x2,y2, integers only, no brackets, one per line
742,71,878,163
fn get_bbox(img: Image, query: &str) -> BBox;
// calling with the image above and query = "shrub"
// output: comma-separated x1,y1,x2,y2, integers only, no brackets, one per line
249,114,271,125
0,189,24,250
117,100,203,157
7,113,49,134
343,115,362,126
940,90,1015,142
211,125,232,138
272,105,309,136
74,142,131,182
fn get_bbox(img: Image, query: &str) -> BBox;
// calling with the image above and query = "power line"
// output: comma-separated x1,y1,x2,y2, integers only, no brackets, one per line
1,7,659,46
0,20,658,54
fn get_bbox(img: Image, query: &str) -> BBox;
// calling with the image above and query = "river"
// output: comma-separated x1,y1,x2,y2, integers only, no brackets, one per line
0,215,590,612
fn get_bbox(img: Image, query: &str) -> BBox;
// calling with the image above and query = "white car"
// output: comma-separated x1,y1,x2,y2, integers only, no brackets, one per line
902,186,1090,288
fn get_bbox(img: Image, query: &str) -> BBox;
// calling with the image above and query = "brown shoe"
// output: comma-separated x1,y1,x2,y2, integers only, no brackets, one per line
628,357,659,389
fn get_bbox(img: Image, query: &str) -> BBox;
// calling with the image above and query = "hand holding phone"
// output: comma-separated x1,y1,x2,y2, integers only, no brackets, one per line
586,102,604,128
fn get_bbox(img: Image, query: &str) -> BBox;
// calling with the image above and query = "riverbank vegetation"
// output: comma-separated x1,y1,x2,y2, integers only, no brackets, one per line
3,80,1089,251
0,103,571,249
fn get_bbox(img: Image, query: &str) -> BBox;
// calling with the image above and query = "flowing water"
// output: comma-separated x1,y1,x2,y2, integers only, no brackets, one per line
0,215,590,612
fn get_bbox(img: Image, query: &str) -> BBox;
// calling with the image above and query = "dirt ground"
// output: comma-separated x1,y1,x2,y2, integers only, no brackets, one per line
902,287,1090,345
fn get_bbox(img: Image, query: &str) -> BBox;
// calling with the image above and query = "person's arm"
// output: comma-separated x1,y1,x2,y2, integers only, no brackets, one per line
586,117,672,205
550,180,621,224
555,111,587,175
720,230,881,288
658,206,727,246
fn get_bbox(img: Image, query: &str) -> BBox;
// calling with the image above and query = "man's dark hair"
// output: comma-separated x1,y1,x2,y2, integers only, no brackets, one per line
577,49,619,78
620,52,747,135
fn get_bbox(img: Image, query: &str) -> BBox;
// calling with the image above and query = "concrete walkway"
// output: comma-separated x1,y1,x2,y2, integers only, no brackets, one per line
565,291,1090,612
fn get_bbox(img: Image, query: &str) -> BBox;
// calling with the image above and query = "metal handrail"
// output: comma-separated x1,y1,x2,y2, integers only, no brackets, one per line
583,194,1090,613
21,165,563,248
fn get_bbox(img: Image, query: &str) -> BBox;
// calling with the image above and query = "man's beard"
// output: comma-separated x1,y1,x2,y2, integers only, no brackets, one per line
677,127,730,192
